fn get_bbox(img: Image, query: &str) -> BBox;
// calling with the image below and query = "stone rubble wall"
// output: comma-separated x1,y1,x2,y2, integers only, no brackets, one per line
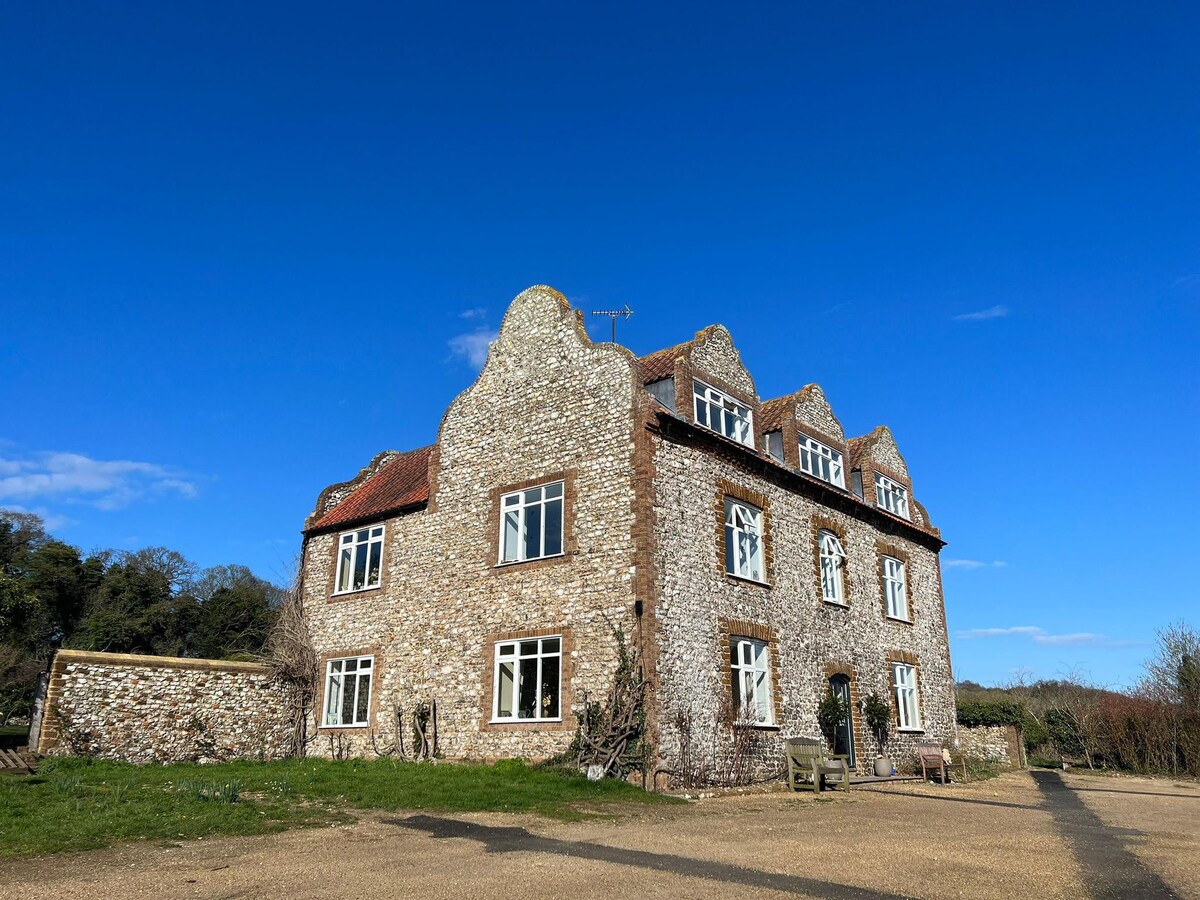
958,724,1024,766
37,649,292,763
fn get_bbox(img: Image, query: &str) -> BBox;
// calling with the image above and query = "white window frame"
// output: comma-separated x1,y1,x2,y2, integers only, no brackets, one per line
498,480,565,564
724,497,765,582
874,473,910,520
730,637,773,725
334,525,385,594
321,655,374,728
491,636,563,723
819,530,846,604
883,555,909,620
693,379,755,448
799,435,846,488
893,663,922,731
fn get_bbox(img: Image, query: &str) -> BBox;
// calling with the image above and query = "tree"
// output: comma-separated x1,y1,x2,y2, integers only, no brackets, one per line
118,547,198,593
70,561,172,653
1144,622,1200,710
191,583,276,660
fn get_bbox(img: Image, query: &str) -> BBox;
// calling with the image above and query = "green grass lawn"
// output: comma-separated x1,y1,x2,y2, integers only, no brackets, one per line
0,757,680,857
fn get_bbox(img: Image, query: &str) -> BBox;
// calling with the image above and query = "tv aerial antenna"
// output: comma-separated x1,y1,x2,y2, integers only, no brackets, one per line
590,305,634,344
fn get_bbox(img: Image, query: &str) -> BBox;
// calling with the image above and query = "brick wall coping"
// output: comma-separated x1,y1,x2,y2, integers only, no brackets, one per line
51,649,273,676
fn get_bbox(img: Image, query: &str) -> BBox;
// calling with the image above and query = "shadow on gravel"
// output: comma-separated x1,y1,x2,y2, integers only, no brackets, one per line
1066,786,1199,800
389,814,915,900
855,789,1040,813
1031,770,1180,899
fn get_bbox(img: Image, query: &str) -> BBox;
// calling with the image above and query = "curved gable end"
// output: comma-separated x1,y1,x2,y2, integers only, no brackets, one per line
688,325,756,399
305,445,433,534
849,425,910,483
431,285,639,506
794,384,845,443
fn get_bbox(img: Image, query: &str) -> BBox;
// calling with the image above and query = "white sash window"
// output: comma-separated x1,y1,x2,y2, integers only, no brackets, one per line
725,498,764,582
694,380,754,448
874,473,910,520
893,663,921,730
799,436,845,488
499,481,564,563
323,656,373,727
730,638,773,725
493,636,562,722
883,555,908,620
335,526,384,593
819,530,846,604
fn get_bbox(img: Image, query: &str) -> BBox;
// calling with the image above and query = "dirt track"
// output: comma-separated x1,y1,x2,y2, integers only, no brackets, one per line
2,770,1197,899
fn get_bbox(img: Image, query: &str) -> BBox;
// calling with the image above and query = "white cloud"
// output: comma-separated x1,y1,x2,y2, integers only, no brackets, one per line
0,504,73,532
459,307,488,320
955,625,1144,649
953,304,1009,322
0,450,196,510
448,327,498,368
944,559,1007,569
959,626,1044,638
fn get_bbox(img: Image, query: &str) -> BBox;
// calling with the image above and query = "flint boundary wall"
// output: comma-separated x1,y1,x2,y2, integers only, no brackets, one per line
958,723,1025,767
37,649,291,763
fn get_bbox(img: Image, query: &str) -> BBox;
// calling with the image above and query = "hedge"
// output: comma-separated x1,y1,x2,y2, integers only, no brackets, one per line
956,699,1026,728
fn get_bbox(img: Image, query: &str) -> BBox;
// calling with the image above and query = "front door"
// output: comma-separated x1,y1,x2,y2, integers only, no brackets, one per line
829,675,855,769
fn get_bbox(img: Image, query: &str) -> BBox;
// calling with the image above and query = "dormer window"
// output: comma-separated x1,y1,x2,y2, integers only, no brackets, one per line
798,435,845,488
874,473,910,520
694,380,754,448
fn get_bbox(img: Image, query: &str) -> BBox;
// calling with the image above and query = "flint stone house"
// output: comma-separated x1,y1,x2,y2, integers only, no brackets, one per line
300,285,954,774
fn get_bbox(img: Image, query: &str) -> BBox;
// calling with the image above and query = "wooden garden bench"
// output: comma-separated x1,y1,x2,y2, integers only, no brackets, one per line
785,737,850,793
917,742,965,783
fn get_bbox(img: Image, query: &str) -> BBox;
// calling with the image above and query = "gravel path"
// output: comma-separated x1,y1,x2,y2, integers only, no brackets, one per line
2,770,1196,899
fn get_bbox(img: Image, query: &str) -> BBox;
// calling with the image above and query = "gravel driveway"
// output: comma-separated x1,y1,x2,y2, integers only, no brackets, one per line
2,770,1196,899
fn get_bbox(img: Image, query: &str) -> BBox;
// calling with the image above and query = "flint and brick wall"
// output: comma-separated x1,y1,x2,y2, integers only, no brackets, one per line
37,649,291,763
299,285,956,775
958,724,1024,767
301,287,644,761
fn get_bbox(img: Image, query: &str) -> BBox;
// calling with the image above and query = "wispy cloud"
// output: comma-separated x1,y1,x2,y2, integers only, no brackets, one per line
959,626,1043,639
448,327,498,368
0,450,196,510
944,559,1007,570
0,503,73,532
1171,274,1199,289
459,307,488,320
953,304,1009,322
956,625,1144,648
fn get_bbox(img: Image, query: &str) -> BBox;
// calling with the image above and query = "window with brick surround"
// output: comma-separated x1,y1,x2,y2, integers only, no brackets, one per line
882,555,908,620
694,380,754,448
499,481,564,564
322,656,373,727
893,663,921,730
819,530,846,604
335,525,384,594
874,473,910,520
492,636,562,721
725,497,764,581
730,637,773,725
799,435,845,488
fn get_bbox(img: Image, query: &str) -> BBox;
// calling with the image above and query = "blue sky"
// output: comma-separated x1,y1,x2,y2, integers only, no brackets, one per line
2,3,1196,688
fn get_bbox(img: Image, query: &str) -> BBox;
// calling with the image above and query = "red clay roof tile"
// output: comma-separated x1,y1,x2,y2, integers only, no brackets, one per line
307,445,433,532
